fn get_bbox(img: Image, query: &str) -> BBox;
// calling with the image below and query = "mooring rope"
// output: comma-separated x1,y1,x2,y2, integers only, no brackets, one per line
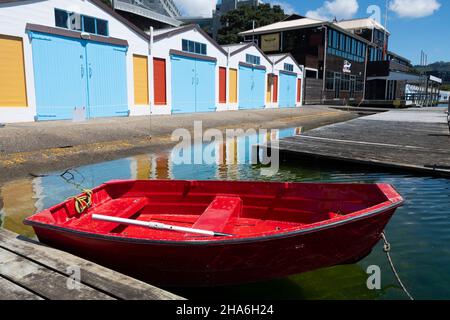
61,169,93,214
381,232,414,300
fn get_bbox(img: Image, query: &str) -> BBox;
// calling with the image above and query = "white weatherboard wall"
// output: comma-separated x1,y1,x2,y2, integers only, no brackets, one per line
227,45,273,111
270,54,304,107
0,0,150,123
152,27,228,115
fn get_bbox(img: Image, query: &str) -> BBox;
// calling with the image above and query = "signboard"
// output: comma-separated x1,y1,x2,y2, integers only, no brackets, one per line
261,33,280,52
343,60,352,73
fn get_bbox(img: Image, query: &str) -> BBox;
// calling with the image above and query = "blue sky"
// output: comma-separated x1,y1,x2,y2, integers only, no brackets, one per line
267,0,448,65
174,0,448,65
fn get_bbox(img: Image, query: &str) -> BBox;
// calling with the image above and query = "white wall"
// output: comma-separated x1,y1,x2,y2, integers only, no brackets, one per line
227,45,273,111
152,28,228,115
0,0,150,123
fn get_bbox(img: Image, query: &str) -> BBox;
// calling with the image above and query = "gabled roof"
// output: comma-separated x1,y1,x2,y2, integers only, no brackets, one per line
239,16,372,45
153,24,227,55
239,17,324,36
0,0,151,41
268,53,303,72
222,42,272,66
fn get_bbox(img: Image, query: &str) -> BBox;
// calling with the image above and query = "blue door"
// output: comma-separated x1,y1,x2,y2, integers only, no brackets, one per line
31,33,87,121
85,42,128,118
253,68,266,109
31,32,128,121
195,59,216,113
171,55,196,113
171,55,216,113
239,65,265,110
279,72,297,108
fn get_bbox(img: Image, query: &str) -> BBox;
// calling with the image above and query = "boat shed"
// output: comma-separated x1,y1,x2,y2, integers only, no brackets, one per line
151,24,228,114
223,43,272,110
268,53,304,108
0,0,156,123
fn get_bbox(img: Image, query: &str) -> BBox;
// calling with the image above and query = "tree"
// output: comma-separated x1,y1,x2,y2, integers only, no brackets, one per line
217,4,288,45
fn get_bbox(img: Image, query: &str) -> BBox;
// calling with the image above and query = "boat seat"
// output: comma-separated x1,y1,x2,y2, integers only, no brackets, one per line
69,197,148,233
190,196,243,234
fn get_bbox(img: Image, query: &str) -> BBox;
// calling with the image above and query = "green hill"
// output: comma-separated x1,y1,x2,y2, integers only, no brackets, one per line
415,62,450,89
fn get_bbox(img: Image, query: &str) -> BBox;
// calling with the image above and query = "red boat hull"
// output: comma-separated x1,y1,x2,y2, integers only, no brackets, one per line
30,210,395,287
25,180,403,287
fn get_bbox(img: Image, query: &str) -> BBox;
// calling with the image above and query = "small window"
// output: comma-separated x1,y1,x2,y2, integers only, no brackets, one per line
182,39,188,52
96,19,108,36
284,63,294,72
83,16,96,34
246,54,260,65
55,9,68,29
182,39,207,55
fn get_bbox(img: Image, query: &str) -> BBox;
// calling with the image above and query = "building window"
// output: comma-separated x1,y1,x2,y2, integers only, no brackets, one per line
284,63,294,72
83,16,96,34
325,71,334,91
182,39,207,55
54,9,109,36
341,74,350,91
55,9,68,29
328,29,366,63
246,54,261,65
96,19,108,36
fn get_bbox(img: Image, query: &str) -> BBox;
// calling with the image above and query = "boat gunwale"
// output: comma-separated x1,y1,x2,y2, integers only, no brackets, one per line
24,193,404,246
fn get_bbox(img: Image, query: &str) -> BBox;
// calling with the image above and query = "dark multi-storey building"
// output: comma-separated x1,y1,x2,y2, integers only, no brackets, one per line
240,14,441,106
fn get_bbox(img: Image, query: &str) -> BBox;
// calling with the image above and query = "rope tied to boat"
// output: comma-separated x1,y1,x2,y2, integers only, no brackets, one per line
71,189,93,214
381,232,414,300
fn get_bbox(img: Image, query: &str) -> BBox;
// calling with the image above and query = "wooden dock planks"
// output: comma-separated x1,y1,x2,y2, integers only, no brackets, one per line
273,110,450,177
0,228,184,300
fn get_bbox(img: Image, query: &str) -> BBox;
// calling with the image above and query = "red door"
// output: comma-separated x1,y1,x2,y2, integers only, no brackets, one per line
273,75,278,103
153,58,166,105
219,67,227,104
297,79,302,103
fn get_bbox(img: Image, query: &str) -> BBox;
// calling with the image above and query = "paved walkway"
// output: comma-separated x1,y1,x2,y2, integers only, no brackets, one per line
0,106,355,182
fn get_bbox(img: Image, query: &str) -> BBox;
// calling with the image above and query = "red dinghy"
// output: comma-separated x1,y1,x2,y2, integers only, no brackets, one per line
25,180,403,287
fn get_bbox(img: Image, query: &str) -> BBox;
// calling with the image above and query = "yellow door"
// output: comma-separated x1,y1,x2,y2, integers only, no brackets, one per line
266,75,272,103
0,35,27,107
133,55,149,105
229,68,238,103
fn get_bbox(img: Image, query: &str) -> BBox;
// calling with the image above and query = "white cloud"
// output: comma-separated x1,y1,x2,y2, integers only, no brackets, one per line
389,0,441,18
173,0,216,17
306,0,359,21
266,1,297,15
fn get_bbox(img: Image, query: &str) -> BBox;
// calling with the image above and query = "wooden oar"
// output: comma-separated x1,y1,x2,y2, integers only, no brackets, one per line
91,214,232,237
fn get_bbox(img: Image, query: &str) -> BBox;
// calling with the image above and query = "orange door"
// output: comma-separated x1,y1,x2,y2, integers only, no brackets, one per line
219,67,227,104
297,79,302,103
273,75,278,103
153,58,167,105
229,68,238,103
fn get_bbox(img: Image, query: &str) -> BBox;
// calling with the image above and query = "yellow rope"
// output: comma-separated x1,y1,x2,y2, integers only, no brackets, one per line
71,189,93,214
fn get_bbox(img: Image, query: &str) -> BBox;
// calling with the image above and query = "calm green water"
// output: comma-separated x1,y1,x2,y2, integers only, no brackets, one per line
1,127,450,300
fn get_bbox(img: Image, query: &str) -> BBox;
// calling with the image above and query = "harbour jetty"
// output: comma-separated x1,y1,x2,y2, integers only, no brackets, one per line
273,108,450,177
0,228,183,300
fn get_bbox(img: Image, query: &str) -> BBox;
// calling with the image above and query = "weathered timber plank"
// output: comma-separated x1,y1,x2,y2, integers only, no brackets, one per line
0,246,114,300
0,276,43,300
0,229,184,300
